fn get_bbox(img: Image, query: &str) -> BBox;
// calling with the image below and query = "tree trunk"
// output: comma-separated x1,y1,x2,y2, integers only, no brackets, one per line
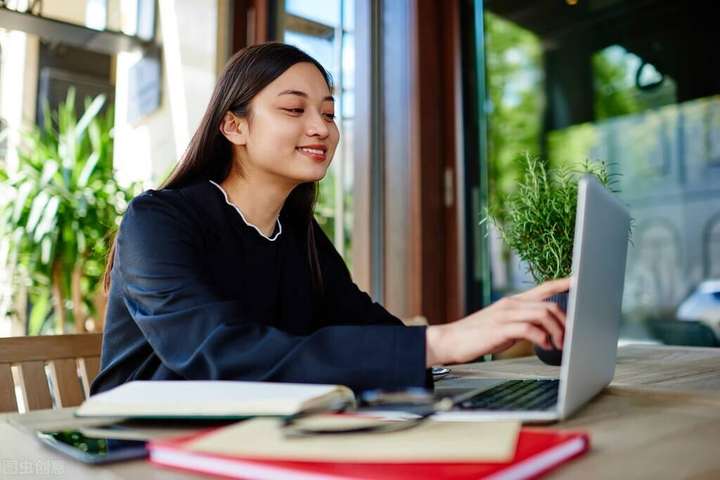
51,260,66,334
71,264,86,333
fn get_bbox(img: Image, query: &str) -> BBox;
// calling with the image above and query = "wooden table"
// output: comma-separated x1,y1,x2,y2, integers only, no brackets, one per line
2,345,719,479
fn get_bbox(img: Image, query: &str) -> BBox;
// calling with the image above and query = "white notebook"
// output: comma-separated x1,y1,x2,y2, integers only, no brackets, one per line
75,381,355,419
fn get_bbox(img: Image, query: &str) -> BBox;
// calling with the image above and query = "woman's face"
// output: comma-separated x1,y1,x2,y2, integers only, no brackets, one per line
231,62,339,185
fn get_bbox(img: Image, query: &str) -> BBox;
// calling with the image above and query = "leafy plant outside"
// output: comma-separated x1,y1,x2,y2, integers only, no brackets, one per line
0,89,141,335
484,154,618,284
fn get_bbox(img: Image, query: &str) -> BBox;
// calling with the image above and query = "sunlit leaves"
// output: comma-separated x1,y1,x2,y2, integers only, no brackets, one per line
0,88,141,334
486,154,615,283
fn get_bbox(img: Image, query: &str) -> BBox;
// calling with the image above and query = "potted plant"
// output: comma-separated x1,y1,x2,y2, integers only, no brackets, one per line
0,89,140,334
484,154,619,365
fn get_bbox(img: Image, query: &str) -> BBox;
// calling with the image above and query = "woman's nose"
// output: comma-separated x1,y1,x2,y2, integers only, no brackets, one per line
306,110,329,138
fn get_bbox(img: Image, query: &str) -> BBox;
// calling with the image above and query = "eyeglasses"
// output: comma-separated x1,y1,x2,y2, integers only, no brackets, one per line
281,389,457,438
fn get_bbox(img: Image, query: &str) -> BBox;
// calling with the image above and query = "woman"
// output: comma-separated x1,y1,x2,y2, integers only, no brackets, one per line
91,43,567,395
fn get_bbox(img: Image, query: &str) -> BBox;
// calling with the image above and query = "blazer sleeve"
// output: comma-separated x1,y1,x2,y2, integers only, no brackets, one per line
115,192,428,392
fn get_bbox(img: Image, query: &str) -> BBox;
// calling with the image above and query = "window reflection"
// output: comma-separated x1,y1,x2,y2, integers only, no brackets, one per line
705,215,720,279
282,0,355,266
592,45,677,121
484,0,720,346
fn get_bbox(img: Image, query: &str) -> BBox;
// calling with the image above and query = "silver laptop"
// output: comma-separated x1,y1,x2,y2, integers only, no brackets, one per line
433,175,631,422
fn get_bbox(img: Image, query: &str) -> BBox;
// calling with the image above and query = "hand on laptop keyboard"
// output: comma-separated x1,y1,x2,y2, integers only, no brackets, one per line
426,278,570,367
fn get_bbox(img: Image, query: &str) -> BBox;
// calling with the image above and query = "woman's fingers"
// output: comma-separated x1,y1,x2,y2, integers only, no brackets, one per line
513,277,571,302
441,286,571,363
504,306,564,349
503,322,550,349
543,301,566,326
493,297,566,349
494,295,566,323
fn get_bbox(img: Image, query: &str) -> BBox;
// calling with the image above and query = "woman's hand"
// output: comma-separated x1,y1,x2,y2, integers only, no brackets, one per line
425,278,571,366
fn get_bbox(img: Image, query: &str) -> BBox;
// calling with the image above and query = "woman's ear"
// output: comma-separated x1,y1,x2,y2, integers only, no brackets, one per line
219,112,248,145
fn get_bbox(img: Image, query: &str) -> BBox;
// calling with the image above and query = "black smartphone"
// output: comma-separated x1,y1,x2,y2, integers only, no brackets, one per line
36,430,147,464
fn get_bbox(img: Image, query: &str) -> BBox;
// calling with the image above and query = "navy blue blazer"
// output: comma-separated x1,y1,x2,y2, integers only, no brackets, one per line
91,181,430,395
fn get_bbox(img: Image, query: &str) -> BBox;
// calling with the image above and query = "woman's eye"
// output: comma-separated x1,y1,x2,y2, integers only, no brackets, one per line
283,108,304,114
323,113,336,120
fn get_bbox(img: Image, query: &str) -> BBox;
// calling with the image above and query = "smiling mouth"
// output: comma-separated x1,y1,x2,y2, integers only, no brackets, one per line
296,146,327,161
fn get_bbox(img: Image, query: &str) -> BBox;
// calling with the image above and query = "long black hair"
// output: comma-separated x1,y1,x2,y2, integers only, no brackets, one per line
103,43,331,294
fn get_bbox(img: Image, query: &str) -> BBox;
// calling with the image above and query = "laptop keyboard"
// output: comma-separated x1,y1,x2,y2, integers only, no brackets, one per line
457,379,559,411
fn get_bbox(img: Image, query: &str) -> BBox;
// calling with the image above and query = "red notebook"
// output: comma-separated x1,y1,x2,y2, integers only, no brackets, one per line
148,427,590,480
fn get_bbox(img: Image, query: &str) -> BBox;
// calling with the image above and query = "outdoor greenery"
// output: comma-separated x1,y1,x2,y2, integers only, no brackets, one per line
592,45,677,122
315,167,338,243
314,154,353,267
0,90,140,335
484,13,653,289
485,155,614,284
485,12,543,227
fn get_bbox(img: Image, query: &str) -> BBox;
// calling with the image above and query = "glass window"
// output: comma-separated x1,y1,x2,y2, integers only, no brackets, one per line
282,0,355,264
483,1,720,346
283,31,336,77
706,215,720,278
1,0,154,40
286,0,341,29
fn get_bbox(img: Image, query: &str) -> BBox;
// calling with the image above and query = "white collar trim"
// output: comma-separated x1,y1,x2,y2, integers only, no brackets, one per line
209,180,282,242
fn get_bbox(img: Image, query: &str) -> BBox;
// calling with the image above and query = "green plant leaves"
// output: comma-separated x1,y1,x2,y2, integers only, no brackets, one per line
0,87,142,334
75,94,106,143
34,195,60,242
12,180,33,222
78,151,100,188
39,160,59,186
485,154,615,283
26,191,50,234
27,293,50,336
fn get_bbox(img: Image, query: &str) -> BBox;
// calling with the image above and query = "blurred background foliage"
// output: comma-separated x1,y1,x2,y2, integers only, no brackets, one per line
0,89,141,335
485,12,650,286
